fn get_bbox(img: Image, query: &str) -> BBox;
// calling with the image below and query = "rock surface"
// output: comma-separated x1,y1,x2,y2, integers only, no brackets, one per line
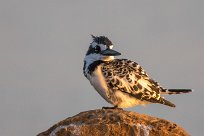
37,109,189,136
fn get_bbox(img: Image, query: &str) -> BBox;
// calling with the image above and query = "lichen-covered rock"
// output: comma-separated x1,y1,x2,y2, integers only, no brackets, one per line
37,109,189,136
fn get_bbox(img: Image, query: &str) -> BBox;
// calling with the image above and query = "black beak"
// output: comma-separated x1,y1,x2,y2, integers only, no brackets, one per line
101,49,121,56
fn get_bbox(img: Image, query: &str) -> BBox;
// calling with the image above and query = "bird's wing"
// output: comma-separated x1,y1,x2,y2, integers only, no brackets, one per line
101,59,174,106
121,59,166,92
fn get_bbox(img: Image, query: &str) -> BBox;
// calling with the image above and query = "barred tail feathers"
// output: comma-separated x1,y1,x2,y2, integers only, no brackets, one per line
161,89,192,95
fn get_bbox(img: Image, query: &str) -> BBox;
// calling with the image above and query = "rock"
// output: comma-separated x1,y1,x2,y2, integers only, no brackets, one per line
37,109,189,136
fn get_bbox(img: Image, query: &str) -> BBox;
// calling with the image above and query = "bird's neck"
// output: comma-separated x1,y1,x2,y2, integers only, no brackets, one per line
83,55,115,77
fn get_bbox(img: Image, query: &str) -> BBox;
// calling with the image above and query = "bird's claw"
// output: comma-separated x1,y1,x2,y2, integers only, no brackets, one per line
102,106,123,110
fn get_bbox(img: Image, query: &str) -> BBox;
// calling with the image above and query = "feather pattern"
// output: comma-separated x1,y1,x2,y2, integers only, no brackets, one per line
83,35,192,108
100,59,176,107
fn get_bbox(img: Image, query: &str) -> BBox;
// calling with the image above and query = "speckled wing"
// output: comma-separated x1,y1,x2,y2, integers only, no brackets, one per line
101,59,175,107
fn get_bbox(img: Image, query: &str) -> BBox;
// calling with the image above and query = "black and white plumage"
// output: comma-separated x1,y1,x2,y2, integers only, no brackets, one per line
83,35,192,108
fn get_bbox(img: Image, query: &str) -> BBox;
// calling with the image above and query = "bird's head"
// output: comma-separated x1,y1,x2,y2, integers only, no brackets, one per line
84,35,121,62
83,35,121,77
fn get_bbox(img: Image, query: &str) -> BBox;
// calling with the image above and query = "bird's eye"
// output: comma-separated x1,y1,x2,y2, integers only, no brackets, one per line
94,45,101,53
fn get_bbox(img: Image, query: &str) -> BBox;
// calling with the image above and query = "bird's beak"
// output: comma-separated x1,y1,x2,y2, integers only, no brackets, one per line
101,48,121,56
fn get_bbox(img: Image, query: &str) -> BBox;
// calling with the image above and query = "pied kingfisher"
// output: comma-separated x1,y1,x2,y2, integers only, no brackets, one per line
83,35,192,108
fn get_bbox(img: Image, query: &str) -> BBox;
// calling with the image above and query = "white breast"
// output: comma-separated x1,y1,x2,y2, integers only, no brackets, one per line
87,66,112,104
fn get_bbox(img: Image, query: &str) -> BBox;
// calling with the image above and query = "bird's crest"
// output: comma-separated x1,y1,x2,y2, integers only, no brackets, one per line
90,35,113,47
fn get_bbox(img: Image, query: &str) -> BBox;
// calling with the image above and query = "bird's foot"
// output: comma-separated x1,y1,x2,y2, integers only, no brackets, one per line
102,106,123,110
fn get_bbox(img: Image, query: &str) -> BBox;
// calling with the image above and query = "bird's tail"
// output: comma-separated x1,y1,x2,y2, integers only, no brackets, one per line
161,89,192,95
162,98,176,107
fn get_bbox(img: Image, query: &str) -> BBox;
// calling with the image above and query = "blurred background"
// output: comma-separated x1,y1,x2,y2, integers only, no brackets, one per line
0,0,203,135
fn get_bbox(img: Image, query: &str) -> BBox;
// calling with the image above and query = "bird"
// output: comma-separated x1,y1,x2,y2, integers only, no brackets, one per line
83,35,192,108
